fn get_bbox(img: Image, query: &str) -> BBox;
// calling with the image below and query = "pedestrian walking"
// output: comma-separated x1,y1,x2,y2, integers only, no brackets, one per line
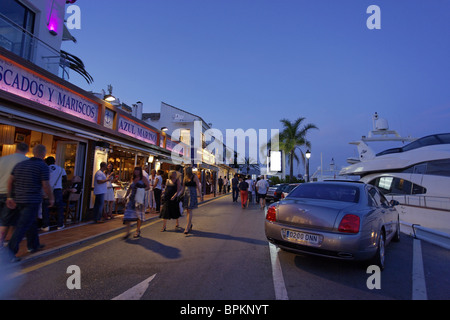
41,156,67,231
256,175,270,209
231,174,239,202
238,177,249,209
93,162,113,223
147,169,156,212
182,166,202,235
245,175,254,206
160,170,182,232
0,143,29,248
218,176,223,194
223,176,229,194
175,165,184,216
123,167,150,239
6,144,54,260
153,170,163,213
103,162,116,220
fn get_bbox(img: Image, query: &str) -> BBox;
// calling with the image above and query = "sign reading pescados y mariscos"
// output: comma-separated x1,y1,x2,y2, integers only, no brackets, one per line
0,55,99,124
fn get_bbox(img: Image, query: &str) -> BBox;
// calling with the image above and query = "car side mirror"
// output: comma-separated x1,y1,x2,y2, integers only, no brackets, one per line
390,200,399,207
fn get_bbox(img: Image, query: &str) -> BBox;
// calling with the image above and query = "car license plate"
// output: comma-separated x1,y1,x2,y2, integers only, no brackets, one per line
282,229,322,246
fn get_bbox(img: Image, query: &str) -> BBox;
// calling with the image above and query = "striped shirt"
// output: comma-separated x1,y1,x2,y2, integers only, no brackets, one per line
11,157,50,204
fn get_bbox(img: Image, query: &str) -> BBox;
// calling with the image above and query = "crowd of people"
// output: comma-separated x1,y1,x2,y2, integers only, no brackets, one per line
230,174,270,209
1,142,269,263
92,163,203,239
0,142,208,262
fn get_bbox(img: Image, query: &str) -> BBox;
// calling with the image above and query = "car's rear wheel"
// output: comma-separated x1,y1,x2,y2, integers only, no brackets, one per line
371,231,386,271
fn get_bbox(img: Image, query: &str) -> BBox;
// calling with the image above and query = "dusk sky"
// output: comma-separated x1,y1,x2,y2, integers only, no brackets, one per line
63,0,450,176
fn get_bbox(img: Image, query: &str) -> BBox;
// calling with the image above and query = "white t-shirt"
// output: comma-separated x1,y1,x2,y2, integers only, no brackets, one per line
245,179,254,192
256,179,269,195
154,174,162,190
49,164,67,190
0,153,28,194
94,169,107,195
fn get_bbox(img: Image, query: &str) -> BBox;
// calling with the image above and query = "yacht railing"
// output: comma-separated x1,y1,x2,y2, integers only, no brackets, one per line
388,194,450,212
0,13,69,79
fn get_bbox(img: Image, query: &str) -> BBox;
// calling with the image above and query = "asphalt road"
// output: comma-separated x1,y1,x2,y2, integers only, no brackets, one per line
5,195,450,302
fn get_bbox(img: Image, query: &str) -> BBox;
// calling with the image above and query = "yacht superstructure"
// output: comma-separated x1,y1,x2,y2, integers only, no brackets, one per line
341,114,450,233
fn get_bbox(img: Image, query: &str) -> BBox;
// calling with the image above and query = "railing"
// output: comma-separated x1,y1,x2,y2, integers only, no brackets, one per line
0,13,69,79
387,194,450,212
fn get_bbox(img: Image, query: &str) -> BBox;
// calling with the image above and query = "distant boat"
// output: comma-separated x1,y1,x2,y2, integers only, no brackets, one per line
311,157,355,182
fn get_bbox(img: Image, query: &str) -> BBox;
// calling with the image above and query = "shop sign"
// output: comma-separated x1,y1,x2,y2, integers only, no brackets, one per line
0,55,99,124
104,108,114,129
118,115,157,145
166,138,186,157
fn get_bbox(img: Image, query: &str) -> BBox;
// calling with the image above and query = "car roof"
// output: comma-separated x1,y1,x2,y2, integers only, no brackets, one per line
313,180,367,190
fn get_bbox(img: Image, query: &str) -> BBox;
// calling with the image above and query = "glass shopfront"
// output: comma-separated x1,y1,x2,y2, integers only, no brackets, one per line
0,124,86,180
0,122,87,224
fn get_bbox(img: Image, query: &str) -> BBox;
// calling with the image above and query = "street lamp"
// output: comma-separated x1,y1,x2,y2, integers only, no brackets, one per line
305,150,311,182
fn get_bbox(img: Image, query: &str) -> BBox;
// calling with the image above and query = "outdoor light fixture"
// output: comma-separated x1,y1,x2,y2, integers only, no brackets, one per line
161,127,168,132
104,94,116,102
103,84,116,102
306,150,311,159
47,0,58,36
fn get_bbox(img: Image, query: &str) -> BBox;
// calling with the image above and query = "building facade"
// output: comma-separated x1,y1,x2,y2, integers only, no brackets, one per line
0,1,185,225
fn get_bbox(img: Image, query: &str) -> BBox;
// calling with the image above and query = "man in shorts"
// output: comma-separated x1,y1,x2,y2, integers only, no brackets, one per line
256,175,270,210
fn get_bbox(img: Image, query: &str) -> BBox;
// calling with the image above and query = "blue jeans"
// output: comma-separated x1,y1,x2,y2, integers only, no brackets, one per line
8,203,41,255
93,193,105,222
42,189,65,228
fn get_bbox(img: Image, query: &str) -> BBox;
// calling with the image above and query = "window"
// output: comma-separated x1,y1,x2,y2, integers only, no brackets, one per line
288,183,360,203
0,0,36,60
369,177,426,195
425,159,450,177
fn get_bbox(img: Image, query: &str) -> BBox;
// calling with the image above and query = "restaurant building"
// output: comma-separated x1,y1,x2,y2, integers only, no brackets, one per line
0,0,184,225
143,102,236,196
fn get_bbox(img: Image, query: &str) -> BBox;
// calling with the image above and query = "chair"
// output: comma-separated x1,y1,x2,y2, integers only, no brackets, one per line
64,191,81,225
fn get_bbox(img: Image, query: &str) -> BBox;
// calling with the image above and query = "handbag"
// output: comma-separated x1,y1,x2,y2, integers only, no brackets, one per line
135,187,146,206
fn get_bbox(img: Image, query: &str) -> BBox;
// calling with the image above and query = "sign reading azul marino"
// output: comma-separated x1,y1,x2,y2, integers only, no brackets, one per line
118,115,157,145
0,55,99,124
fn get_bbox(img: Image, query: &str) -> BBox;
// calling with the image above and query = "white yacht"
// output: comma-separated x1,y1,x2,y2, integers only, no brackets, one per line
340,114,450,234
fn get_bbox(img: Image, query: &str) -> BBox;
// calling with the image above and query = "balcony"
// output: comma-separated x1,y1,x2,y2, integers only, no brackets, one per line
0,12,70,80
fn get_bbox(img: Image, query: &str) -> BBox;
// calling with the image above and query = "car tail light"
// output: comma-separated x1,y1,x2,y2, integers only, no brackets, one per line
338,214,360,234
266,205,277,222
281,193,285,199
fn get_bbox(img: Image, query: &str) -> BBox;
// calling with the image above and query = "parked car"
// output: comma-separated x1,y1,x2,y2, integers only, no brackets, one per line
265,181,400,270
265,184,288,203
280,183,301,199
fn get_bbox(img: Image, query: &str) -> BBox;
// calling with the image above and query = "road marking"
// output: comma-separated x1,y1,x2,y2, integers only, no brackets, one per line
112,274,157,300
13,219,162,277
269,243,289,300
412,239,428,300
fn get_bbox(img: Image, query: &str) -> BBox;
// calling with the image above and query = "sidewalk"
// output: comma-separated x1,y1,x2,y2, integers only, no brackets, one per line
11,192,229,262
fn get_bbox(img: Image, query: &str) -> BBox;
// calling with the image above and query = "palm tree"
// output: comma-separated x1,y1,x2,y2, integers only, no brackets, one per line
60,50,94,84
278,117,318,182
238,156,260,175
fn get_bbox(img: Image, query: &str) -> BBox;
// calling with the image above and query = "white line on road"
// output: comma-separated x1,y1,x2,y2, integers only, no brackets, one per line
112,274,157,300
269,243,289,300
412,239,427,300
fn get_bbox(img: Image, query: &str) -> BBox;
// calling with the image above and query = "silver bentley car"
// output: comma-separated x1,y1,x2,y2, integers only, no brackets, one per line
265,181,400,270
